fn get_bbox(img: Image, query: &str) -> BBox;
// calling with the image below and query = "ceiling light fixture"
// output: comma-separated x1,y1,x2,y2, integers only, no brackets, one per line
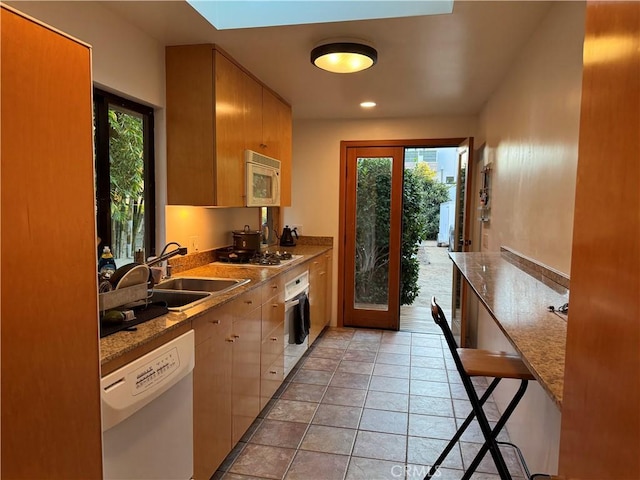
311,41,378,74
360,101,377,108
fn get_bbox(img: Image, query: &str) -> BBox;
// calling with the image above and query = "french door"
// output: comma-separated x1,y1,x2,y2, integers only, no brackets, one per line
341,146,405,329
338,138,472,332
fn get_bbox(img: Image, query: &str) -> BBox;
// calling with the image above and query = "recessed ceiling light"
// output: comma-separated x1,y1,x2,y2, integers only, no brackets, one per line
360,101,377,108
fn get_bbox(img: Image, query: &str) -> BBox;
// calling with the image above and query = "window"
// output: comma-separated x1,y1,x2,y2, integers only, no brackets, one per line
260,207,280,246
94,89,155,266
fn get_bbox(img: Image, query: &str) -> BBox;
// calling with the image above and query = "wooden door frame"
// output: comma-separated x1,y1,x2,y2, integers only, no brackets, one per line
452,138,475,346
338,138,467,328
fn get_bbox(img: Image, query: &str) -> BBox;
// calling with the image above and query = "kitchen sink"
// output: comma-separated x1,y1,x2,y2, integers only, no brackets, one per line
148,290,212,311
154,277,250,293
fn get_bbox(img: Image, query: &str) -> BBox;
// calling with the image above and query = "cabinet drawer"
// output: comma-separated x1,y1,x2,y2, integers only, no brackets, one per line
193,307,232,345
261,275,284,303
233,288,262,318
260,352,285,410
261,321,285,370
261,292,284,341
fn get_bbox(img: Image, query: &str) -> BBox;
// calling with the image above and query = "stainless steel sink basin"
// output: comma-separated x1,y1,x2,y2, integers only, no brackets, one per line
148,290,211,311
154,277,250,294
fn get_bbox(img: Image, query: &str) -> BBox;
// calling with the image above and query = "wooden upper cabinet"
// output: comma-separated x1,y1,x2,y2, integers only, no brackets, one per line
263,89,293,206
166,44,292,207
215,51,249,206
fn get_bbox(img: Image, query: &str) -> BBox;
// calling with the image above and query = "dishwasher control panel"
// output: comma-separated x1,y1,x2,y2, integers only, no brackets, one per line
133,347,180,395
101,330,195,432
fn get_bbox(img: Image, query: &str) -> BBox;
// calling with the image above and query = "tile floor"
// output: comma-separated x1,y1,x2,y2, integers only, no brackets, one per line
213,328,526,480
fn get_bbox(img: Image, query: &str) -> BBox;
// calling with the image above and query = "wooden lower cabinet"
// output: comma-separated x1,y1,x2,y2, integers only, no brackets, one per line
192,252,332,477
193,288,261,479
193,309,233,480
231,303,262,444
309,251,332,344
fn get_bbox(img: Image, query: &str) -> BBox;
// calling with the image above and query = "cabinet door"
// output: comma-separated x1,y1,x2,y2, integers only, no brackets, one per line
232,304,262,444
166,44,216,205
193,310,233,479
1,7,102,478
215,50,248,206
244,74,264,154
309,255,328,345
262,88,292,205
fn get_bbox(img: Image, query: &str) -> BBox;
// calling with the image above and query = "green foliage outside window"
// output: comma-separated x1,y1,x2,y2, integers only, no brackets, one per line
108,109,144,259
355,158,450,306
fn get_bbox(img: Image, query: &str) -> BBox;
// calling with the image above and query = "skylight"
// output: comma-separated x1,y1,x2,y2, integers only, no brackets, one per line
187,1,454,30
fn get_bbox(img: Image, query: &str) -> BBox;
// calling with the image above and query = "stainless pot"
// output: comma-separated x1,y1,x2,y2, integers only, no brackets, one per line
232,225,262,252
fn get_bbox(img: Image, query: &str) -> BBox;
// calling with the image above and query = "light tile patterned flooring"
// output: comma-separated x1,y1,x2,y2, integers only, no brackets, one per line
213,328,526,480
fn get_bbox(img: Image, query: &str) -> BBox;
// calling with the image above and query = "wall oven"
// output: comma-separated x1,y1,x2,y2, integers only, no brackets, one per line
283,270,309,376
245,149,281,207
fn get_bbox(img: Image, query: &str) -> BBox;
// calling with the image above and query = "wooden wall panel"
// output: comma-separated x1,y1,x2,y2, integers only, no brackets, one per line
559,2,640,478
1,6,103,478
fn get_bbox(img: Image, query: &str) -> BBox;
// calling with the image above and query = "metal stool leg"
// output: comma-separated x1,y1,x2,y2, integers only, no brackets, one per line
424,378,502,479
463,379,529,480
460,376,513,480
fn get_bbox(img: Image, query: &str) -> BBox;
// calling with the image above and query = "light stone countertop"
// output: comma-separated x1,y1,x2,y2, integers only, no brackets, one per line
449,251,568,409
99,243,332,367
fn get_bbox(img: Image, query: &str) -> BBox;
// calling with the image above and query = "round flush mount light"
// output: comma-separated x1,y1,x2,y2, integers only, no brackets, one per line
311,40,378,74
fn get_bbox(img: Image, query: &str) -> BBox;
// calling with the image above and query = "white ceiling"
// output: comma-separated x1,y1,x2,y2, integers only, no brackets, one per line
101,1,553,121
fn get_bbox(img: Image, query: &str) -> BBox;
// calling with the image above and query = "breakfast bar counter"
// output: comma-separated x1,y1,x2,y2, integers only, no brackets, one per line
449,251,569,409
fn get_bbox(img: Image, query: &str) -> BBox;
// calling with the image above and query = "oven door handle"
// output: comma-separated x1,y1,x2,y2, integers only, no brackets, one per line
285,288,309,311
285,299,300,310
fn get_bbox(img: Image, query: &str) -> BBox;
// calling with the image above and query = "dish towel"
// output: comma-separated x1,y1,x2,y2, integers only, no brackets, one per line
293,293,310,344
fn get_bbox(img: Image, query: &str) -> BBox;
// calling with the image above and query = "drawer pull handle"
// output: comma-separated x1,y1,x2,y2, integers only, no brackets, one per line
225,338,235,343
210,319,221,325
271,285,278,289
245,300,253,305
272,303,278,308
270,337,278,341
232,334,240,339
269,370,277,375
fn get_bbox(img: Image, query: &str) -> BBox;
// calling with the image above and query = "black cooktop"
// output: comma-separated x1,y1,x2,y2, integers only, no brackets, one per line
215,246,293,265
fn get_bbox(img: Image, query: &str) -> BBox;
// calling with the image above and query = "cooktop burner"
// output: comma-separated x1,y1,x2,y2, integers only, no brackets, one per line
214,247,301,267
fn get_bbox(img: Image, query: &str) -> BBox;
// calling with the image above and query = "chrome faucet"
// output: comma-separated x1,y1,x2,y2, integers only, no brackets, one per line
146,242,188,272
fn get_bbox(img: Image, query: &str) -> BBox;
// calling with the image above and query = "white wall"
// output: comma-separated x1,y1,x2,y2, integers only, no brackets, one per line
165,206,260,252
477,1,585,275
474,1,585,473
8,0,254,254
286,116,477,326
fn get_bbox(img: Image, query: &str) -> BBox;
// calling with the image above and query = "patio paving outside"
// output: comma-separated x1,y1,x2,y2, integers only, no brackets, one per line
400,240,453,333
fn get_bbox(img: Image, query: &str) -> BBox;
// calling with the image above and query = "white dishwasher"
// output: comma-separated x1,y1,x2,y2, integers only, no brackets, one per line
101,330,195,480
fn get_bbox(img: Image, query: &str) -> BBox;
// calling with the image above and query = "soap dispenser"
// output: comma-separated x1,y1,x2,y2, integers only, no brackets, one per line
98,246,117,278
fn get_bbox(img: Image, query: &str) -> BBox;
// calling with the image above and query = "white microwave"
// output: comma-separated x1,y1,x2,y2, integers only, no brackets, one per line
245,150,281,207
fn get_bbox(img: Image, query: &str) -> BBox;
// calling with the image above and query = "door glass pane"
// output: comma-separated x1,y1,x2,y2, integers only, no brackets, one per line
354,157,392,311
108,106,145,265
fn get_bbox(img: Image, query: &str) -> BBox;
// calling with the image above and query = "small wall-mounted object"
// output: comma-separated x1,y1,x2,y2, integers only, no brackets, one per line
479,163,492,223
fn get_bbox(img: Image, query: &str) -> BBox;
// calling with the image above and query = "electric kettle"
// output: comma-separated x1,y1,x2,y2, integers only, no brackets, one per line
279,225,298,247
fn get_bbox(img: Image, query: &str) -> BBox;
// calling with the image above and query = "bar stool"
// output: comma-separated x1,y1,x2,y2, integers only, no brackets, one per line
425,297,536,480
